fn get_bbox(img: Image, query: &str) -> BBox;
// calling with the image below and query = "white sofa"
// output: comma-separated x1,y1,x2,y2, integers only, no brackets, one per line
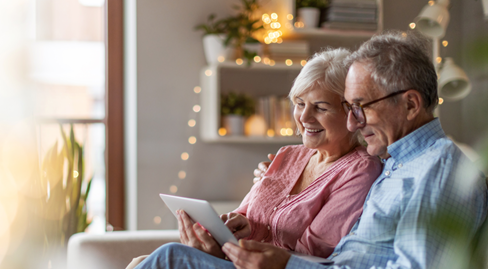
67,230,180,269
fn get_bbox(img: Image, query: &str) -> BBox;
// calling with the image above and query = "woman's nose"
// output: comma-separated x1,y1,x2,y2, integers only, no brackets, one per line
300,106,314,123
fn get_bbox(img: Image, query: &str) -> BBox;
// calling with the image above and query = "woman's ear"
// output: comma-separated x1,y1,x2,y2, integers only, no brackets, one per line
404,90,423,121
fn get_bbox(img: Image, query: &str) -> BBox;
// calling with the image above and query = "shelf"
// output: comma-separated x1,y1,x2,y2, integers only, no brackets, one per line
264,0,383,38
203,136,302,144
200,63,302,143
291,27,378,38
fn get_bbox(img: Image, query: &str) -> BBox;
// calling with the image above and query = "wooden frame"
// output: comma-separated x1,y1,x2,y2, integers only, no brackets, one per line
105,0,125,230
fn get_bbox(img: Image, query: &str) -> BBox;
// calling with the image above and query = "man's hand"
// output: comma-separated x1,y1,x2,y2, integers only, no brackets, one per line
177,210,225,259
222,240,291,269
221,212,251,240
253,154,275,184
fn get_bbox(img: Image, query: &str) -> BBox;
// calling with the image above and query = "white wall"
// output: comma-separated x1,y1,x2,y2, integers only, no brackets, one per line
133,0,487,230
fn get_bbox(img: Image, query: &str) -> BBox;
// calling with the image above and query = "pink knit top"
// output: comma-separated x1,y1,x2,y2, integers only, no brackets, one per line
234,145,382,258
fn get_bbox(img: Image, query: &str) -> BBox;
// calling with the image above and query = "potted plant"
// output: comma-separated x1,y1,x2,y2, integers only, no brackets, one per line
221,92,255,135
296,0,328,28
195,14,231,64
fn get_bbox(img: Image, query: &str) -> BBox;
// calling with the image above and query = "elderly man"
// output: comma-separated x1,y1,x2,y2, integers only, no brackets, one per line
134,31,487,269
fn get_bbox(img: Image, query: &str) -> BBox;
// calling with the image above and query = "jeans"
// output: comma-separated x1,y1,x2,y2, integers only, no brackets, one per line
134,243,236,269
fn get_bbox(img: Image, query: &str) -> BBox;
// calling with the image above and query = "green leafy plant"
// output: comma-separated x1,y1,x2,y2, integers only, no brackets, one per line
41,124,92,252
194,14,227,36
296,0,328,9
222,0,264,66
221,92,255,117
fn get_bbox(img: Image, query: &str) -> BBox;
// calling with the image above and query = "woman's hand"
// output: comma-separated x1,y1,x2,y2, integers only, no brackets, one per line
221,212,251,240
177,210,226,259
253,154,275,184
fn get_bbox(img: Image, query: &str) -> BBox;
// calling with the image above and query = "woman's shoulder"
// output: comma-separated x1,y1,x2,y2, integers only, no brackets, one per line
347,146,383,171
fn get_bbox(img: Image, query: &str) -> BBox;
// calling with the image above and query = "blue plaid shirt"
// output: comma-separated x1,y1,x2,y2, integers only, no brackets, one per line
286,119,487,269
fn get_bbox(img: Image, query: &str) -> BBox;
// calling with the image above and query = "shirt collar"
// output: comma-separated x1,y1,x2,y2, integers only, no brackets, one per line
385,118,446,163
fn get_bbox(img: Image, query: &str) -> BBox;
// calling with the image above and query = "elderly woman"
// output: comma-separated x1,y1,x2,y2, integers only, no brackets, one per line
131,48,382,269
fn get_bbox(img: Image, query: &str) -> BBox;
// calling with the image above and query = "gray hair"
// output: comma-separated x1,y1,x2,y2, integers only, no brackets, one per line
345,30,438,113
289,47,351,101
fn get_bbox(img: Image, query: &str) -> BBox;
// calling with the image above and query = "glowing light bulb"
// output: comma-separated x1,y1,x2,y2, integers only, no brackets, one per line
428,1,434,6
263,57,270,65
286,128,293,136
439,98,444,104
442,40,448,47
218,128,227,136
409,23,416,29
188,136,197,144
178,170,186,179
287,14,293,20
267,129,275,137
269,60,275,66
205,70,212,76
436,57,442,63
154,216,161,224
73,171,79,178
285,59,293,66
254,56,261,63
277,38,283,44
280,128,287,136
271,13,278,20
236,58,244,65
301,60,307,66
188,119,196,127
193,105,201,112
193,86,201,93
181,152,189,160
217,56,225,62
170,185,178,193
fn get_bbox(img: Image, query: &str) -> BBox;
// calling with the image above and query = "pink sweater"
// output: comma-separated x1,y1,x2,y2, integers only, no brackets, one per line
234,145,382,258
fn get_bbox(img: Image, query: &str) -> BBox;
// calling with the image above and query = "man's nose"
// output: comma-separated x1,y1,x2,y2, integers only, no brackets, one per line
346,110,364,132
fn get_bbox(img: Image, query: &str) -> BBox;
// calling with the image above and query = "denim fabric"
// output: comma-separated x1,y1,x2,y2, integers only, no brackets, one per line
134,243,235,269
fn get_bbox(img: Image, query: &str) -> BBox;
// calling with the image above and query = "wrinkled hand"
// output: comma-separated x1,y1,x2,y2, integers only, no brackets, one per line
253,154,275,184
221,212,251,240
222,240,291,269
177,210,225,259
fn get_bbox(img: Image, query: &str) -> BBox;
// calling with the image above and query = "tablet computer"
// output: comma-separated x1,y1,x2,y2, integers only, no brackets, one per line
159,194,239,246
160,194,333,265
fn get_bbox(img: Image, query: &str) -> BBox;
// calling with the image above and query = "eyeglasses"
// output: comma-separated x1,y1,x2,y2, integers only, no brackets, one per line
342,89,409,125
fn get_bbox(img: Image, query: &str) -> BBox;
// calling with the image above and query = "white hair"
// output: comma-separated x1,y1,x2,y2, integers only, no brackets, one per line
289,47,351,102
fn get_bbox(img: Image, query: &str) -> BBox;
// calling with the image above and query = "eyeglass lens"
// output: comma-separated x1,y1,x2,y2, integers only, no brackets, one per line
342,102,366,124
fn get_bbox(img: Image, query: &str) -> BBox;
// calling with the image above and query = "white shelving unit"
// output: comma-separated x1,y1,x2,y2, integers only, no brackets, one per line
268,0,383,38
199,0,383,143
200,62,303,143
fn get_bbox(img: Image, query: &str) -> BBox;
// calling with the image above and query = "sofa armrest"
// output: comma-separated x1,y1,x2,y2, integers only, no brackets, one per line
67,230,180,269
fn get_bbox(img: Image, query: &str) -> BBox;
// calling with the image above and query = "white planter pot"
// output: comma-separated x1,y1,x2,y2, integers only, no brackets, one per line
298,7,320,28
223,115,245,136
203,34,233,64
242,43,263,56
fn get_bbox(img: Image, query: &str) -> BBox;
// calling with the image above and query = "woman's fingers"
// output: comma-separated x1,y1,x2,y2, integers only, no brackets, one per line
179,210,204,249
224,213,251,239
177,211,189,244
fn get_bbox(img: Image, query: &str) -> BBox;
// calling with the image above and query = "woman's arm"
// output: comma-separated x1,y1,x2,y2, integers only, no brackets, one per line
294,159,382,257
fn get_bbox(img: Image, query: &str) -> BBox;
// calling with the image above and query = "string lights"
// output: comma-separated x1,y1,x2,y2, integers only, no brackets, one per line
168,85,202,195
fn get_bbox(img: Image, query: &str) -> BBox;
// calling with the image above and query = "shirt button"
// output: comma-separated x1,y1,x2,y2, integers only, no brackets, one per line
350,232,355,235
398,163,403,168
384,170,390,176
267,225,270,230
273,207,277,211
332,253,338,257
286,194,290,198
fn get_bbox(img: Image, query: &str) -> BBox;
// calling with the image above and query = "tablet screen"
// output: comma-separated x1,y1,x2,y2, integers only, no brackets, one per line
160,194,239,246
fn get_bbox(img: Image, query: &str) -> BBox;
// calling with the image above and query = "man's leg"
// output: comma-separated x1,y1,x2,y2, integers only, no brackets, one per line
134,242,236,269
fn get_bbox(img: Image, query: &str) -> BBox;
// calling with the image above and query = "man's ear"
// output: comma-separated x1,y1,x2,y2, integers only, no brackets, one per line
404,90,423,121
